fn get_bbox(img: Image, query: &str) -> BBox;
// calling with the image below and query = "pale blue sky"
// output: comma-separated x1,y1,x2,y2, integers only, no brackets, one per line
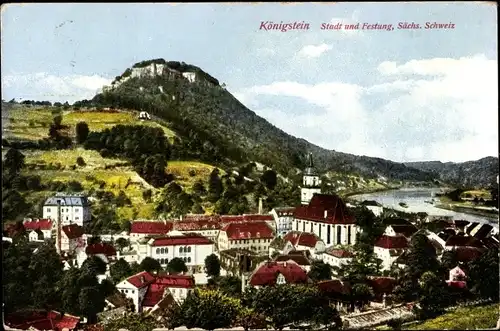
1,3,497,162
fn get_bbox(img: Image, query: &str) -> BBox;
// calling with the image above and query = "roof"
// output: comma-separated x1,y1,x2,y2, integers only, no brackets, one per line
367,276,397,294
361,200,382,207
173,219,221,231
5,310,80,331
294,194,356,225
324,248,354,258
481,236,499,249
283,231,321,248
382,218,413,226
454,220,470,227
62,224,84,239
44,193,89,207
220,214,274,224
445,235,485,248
466,222,481,234
221,221,274,240
274,253,311,266
249,260,309,286
142,275,194,307
130,221,173,234
317,279,351,295
125,271,155,288
23,219,53,231
472,224,493,240
86,243,117,257
151,233,213,246
374,235,408,249
453,247,484,262
219,248,257,258
390,224,418,238
446,280,467,289
304,153,318,176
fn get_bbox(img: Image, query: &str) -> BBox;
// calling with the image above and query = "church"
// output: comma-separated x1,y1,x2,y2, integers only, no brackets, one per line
292,153,358,246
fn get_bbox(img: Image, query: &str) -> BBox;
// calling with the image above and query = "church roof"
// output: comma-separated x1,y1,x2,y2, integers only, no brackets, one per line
304,153,318,176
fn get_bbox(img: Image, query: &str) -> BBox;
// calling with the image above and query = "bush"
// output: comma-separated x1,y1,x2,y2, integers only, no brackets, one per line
189,169,196,177
67,180,84,192
76,157,86,167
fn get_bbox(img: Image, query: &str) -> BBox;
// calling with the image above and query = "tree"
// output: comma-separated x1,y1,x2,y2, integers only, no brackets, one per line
3,148,25,174
110,258,133,284
75,121,90,143
208,168,223,202
337,245,382,284
468,247,499,301
116,190,131,207
79,285,106,324
29,242,64,310
166,257,188,274
192,180,207,196
236,307,268,331
178,289,241,331
308,260,333,282
115,237,130,253
405,231,441,281
417,271,450,318
139,257,162,273
204,254,221,278
53,114,63,127
142,189,152,202
261,169,278,190
81,255,107,275
218,276,242,298
105,312,162,331
191,202,204,214
76,156,86,167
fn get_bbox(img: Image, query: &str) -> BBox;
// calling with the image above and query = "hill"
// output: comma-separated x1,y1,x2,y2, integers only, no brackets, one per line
92,59,436,183
405,157,499,189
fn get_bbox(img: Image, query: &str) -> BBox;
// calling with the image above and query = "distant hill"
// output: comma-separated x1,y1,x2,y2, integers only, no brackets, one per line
405,157,499,189
90,59,436,183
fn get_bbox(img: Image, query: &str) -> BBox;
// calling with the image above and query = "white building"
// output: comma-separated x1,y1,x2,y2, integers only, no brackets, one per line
137,233,215,273
218,221,275,254
281,231,326,259
23,219,52,242
373,235,409,271
322,247,354,270
129,220,173,242
116,271,156,312
60,224,85,253
301,153,322,205
293,194,358,247
172,215,221,242
270,207,295,237
43,193,91,227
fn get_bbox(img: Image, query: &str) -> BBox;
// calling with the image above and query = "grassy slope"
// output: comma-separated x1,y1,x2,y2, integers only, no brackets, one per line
404,304,499,330
4,106,177,142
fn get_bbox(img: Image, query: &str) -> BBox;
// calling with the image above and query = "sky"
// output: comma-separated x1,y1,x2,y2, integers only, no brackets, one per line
1,2,498,163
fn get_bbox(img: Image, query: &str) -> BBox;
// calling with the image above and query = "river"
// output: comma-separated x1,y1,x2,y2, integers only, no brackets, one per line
350,188,499,228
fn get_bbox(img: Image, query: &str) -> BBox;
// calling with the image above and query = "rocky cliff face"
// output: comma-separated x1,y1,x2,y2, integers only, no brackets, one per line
405,157,499,189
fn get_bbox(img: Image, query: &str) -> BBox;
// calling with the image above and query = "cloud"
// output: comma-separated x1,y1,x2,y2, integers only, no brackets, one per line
235,54,498,163
2,72,113,103
298,44,333,58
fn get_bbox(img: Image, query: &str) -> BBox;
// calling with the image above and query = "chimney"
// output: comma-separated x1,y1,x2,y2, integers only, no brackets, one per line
140,276,145,283
324,210,328,218
284,262,287,267
258,198,263,215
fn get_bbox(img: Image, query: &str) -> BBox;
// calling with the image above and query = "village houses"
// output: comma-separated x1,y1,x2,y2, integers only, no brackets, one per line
43,193,91,227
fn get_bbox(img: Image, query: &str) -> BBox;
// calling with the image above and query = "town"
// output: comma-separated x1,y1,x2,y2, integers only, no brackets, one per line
3,154,499,330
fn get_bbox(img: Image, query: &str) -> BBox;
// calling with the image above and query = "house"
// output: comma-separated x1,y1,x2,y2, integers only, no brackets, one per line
61,224,85,253
383,224,418,239
465,222,480,236
366,276,397,302
317,279,351,312
138,111,151,120
360,200,384,217
23,219,52,241
172,216,221,242
116,271,156,312
322,247,354,270
274,250,313,272
270,207,296,237
249,260,309,288
76,242,117,267
292,194,358,247
218,221,274,254
130,220,173,241
219,248,261,276
4,310,80,331
448,247,484,263
373,235,409,270
282,231,326,258
143,274,195,309
142,233,215,273
444,235,485,251
43,193,91,226
446,265,467,289
301,153,322,205
471,224,494,240
220,214,276,233
98,291,131,323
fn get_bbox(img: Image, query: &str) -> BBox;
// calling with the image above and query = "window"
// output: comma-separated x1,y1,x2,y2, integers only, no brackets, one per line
180,247,184,253
187,246,191,253
75,217,79,220
165,258,169,264
348,226,352,245
337,226,342,245
75,208,79,212
303,222,305,232
165,248,168,254
310,223,313,232
131,290,134,294
47,208,51,212
319,225,322,238
296,222,299,231
327,225,331,244
187,257,191,263
156,248,160,254
161,248,165,254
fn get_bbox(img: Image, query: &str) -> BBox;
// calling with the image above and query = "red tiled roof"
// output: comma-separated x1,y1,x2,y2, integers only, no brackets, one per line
151,233,213,246
324,248,354,258
222,221,274,240
274,254,311,266
374,235,408,249
142,285,166,308
62,224,84,239
390,224,418,238
126,271,155,288
181,215,221,222
5,310,80,331
283,231,320,248
85,243,117,256
131,221,173,234
294,194,356,224
367,276,397,294
317,279,351,295
173,219,221,231
446,280,467,289
142,275,194,307
23,219,53,231
249,260,308,286
453,247,484,262
220,214,274,224
445,235,484,248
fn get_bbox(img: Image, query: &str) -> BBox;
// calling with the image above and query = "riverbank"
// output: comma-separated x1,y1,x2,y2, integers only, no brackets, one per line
435,203,499,220
342,186,402,199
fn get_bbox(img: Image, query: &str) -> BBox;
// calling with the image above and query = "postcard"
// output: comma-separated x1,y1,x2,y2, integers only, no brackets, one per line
1,2,498,331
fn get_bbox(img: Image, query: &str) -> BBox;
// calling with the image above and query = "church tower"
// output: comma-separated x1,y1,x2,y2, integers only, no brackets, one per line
301,153,322,205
